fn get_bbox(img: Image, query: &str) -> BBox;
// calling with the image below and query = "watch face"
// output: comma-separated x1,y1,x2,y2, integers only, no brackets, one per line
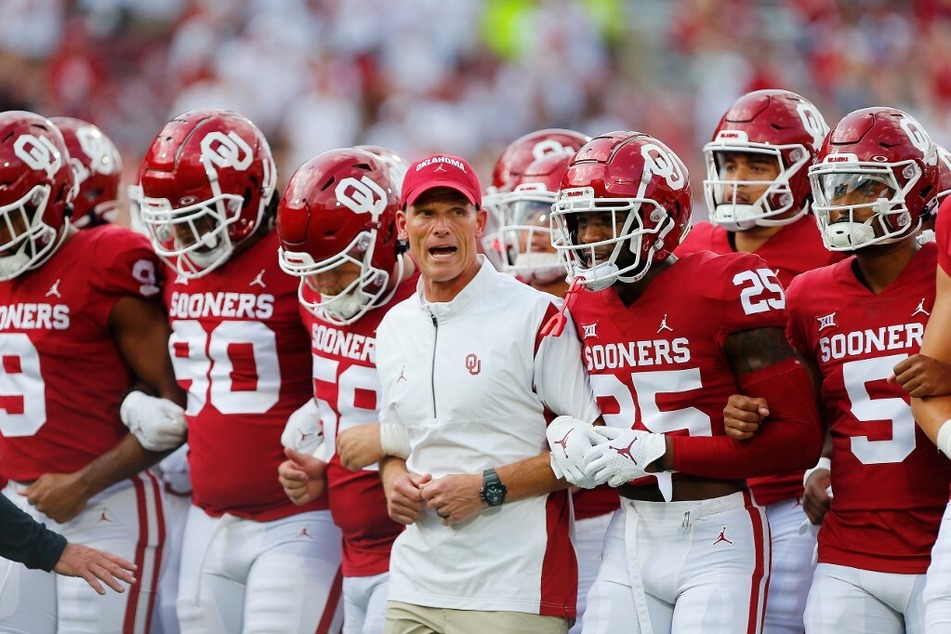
483,483,505,506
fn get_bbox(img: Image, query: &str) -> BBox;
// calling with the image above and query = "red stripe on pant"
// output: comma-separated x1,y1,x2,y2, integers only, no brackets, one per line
315,565,344,634
744,489,769,634
122,472,166,633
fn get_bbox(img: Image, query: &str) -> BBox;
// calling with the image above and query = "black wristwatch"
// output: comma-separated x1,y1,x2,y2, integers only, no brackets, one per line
480,468,507,507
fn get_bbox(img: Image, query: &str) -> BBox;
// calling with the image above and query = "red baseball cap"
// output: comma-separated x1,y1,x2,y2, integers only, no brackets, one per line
400,154,482,208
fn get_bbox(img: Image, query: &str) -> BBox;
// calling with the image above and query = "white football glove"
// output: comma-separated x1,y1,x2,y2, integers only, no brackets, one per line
546,415,604,489
157,444,192,496
582,426,668,488
280,399,326,460
120,390,187,452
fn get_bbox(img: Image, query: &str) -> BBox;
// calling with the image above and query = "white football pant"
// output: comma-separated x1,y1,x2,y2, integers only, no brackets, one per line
343,572,388,634
0,473,165,634
762,497,817,634
153,489,191,634
582,491,769,634
176,506,343,633
570,511,612,634
805,563,925,633
922,500,951,633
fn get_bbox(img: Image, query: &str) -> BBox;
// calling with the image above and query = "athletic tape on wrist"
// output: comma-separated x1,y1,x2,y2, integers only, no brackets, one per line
802,456,831,488
937,419,951,457
380,423,411,459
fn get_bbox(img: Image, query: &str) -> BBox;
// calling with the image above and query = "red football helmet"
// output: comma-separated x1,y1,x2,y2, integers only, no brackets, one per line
138,109,277,278
498,152,572,284
489,128,592,193
704,89,829,230
51,116,122,228
277,148,401,325
353,145,409,195
937,144,951,205
810,107,938,250
0,111,76,280
551,131,692,289
484,129,590,270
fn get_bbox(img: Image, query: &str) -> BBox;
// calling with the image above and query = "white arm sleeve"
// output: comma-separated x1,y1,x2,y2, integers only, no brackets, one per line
533,308,600,423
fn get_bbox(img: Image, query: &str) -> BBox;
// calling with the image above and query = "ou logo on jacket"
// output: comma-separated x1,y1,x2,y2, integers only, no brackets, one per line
465,353,482,376
335,176,388,218
14,134,63,179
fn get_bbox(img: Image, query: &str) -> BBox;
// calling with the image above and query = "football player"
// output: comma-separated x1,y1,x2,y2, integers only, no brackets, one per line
135,109,343,633
276,147,418,634
674,88,836,633
728,107,950,633
546,130,822,633
482,128,590,268
50,116,122,228
0,110,185,633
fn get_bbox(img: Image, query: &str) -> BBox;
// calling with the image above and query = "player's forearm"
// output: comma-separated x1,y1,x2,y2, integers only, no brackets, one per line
912,395,951,445
495,452,570,502
75,434,168,495
670,358,822,478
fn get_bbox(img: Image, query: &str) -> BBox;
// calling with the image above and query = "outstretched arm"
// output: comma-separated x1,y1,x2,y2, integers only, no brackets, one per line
0,495,136,595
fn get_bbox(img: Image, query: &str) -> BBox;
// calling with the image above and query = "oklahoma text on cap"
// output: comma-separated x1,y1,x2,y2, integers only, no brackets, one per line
401,154,482,208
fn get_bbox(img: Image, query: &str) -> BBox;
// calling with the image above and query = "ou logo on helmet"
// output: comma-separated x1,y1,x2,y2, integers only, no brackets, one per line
796,102,829,149
200,131,253,171
335,176,388,219
641,142,686,191
899,115,934,161
76,126,119,175
532,139,575,161
14,134,63,179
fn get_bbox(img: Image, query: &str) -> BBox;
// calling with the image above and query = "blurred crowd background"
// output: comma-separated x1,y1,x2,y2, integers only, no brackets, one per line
3,0,951,221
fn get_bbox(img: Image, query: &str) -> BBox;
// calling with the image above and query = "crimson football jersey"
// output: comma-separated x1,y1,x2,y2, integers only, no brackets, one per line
164,231,321,520
676,217,841,504
675,217,838,288
569,251,788,488
937,196,951,275
786,243,951,573
299,276,417,577
0,226,162,480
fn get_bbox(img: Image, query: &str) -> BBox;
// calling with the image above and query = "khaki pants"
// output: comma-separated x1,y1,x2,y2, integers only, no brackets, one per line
385,600,570,634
